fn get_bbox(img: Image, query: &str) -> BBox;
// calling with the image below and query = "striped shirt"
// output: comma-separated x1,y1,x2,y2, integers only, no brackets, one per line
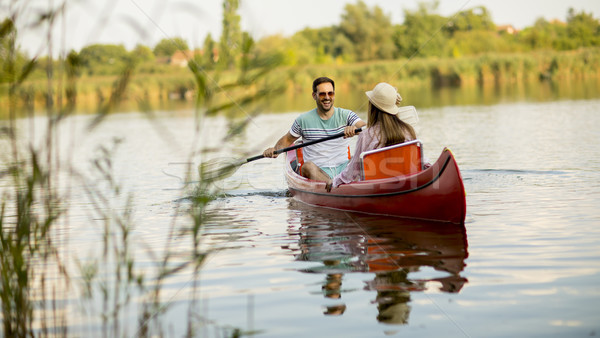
290,107,363,168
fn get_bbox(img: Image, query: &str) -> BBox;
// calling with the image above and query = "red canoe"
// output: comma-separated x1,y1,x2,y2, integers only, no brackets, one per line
284,144,467,224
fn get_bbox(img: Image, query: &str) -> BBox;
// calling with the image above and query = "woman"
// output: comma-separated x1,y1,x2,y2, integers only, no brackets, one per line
326,82,417,191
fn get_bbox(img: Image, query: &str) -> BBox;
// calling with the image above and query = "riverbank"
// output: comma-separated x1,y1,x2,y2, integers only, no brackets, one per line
2,48,599,117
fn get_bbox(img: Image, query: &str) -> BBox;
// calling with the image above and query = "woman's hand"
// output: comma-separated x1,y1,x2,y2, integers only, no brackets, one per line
325,180,333,192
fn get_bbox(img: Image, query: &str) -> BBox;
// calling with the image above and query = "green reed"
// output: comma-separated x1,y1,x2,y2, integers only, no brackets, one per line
1,1,280,336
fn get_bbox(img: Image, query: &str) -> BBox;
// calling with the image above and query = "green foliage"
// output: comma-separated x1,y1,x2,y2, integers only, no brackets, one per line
200,33,218,69
445,5,496,35
131,44,155,63
285,34,318,66
517,9,600,52
4,1,600,116
1,18,29,84
294,27,336,63
2,1,282,336
250,2,600,63
399,2,449,58
1,147,63,337
446,30,513,57
518,18,563,50
338,0,395,61
153,37,189,57
566,8,600,48
219,0,242,69
79,44,131,75
331,32,355,63
252,34,313,67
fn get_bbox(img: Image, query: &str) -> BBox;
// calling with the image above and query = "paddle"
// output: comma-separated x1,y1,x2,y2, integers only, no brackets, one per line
200,127,363,182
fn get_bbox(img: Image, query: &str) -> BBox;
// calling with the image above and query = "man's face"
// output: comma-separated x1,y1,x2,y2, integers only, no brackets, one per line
313,82,335,113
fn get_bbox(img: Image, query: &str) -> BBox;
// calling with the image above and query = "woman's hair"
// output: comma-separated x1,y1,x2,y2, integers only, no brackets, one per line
367,102,416,148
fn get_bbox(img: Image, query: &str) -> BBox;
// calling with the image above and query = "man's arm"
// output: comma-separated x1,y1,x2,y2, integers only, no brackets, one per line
344,119,366,138
263,132,299,158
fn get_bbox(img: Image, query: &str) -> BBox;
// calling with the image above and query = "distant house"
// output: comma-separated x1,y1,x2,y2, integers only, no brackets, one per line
497,24,518,35
169,50,201,67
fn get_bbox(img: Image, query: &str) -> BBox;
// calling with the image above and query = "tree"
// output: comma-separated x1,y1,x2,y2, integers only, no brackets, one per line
153,37,189,57
1,17,29,84
294,27,336,63
445,6,495,36
565,8,600,48
201,33,217,68
442,6,508,57
332,32,355,63
398,2,449,58
518,18,561,50
338,0,395,61
284,34,316,66
253,35,291,66
131,44,155,63
219,0,242,69
79,44,130,75
446,30,512,57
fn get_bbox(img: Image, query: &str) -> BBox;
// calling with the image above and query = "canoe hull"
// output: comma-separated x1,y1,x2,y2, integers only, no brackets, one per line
284,148,466,224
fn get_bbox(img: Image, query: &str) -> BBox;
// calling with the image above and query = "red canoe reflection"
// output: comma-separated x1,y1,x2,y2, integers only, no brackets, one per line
286,202,469,323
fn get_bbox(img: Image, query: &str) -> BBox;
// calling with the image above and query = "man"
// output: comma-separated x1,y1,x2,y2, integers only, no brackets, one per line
263,77,366,181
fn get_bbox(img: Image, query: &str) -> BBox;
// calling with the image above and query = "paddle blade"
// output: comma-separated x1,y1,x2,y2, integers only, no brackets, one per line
199,157,245,182
397,106,419,128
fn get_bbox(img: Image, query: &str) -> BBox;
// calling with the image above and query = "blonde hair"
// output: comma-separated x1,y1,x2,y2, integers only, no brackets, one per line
367,102,416,148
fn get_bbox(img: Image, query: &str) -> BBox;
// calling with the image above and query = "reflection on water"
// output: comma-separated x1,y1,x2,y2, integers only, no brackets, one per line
286,201,468,325
264,78,600,114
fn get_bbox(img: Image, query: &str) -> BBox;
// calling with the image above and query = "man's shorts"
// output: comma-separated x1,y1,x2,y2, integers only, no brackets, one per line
293,161,348,178
320,162,349,179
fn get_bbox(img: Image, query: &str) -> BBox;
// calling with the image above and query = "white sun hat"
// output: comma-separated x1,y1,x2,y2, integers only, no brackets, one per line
365,82,403,115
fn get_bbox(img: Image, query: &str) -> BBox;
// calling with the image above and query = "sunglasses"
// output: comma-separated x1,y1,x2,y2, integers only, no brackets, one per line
317,91,335,99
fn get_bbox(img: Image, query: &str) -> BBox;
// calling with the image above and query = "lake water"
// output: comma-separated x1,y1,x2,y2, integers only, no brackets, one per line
2,98,600,337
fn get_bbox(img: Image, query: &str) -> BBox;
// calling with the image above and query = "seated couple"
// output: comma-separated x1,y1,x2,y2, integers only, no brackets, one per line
263,77,419,192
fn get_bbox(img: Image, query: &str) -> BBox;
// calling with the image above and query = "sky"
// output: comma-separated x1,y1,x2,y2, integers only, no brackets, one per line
5,0,600,57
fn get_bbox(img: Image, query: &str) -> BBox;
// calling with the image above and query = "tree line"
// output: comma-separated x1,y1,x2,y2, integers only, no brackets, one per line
261,2,599,64
2,0,600,80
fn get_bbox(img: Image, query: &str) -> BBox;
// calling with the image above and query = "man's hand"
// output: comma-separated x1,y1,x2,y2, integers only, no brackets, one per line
264,132,298,158
263,147,279,158
343,126,361,138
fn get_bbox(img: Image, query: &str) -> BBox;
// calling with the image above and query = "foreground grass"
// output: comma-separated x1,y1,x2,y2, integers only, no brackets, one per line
1,11,280,337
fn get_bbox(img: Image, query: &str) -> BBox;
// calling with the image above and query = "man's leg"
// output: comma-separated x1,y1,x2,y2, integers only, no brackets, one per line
300,162,331,182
